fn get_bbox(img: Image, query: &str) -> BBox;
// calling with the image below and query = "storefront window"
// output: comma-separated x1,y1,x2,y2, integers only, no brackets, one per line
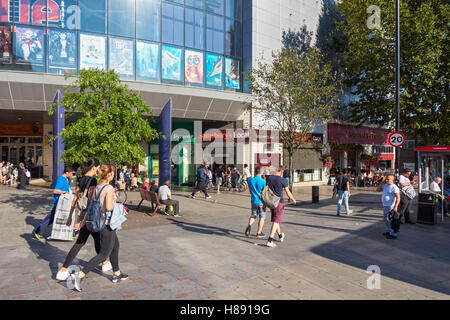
185,0,204,9
36,146,43,166
225,19,241,57
79,0,106,34
2,0,243,92
162,2,184,46
108,0,135,38
206,14,224,54
225,0,242,21
28,137,43,143
136,0,160,42
185,7,204,50
10,137,26,143
206,0,224,15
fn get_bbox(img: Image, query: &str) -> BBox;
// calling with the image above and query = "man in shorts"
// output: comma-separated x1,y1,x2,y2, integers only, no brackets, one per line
245,167,267,238
266,167,296,247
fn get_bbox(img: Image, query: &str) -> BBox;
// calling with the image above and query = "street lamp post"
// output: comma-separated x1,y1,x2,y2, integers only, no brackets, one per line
395,0,401,172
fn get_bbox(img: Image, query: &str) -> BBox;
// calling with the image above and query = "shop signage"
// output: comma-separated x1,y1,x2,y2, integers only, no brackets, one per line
327,124,389,145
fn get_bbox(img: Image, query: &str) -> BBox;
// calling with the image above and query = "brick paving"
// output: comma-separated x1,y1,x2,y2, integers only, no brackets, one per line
0,184,449,300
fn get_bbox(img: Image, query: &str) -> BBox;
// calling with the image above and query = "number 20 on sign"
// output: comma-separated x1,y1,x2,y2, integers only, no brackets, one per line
388,132,406,147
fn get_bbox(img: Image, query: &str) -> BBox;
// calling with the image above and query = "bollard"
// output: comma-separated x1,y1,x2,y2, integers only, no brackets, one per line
312,186,319,203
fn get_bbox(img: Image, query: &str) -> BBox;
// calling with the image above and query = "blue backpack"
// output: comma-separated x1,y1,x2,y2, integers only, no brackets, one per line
86,185,109,233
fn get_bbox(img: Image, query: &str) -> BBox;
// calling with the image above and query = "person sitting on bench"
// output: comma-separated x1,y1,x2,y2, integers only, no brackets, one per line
150,179,159,193
158,180,181,218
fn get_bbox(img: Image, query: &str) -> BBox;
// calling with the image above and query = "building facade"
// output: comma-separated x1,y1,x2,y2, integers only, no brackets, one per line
0,0,335,185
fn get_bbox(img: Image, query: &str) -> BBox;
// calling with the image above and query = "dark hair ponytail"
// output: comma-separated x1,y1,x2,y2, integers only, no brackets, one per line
81,158,100,175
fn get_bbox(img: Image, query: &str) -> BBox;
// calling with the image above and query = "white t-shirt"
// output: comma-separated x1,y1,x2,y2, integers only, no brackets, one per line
244,168,252,178
398,175,410,190
429,181,441,193
382,184,400,209
158,185,171,201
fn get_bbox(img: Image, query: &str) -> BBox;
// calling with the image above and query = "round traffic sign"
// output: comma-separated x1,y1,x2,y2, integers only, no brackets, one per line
388,132,406,147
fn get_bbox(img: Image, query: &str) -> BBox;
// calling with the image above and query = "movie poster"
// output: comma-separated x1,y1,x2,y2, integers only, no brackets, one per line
0,25,12,63
79,33,105,70
161,45,182,82
109,37,134,78
14,26,44,66
48,29,77,74
225,57,240,89
136,41,159,82
206,53,223,87
185,50,203,85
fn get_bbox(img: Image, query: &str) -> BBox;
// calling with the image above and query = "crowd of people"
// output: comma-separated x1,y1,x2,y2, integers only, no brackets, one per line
0,161,31,189
33,158,128,292
21,157,448,292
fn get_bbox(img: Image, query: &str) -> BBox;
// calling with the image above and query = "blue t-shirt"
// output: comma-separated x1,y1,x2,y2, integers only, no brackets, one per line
268,175,289,203
248,175,267,205
53,175,70,206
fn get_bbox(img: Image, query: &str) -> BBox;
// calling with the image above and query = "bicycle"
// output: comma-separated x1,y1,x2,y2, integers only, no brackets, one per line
237,178,248,192
115,181,127,204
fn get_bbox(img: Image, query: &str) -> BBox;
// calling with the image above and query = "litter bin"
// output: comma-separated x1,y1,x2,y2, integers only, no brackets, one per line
312,186,319,203
417,193,437,225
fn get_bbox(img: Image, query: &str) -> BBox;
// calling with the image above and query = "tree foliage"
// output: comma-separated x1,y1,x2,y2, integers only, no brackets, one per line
337,0,449,145
48,69,158,165
247,47,340,185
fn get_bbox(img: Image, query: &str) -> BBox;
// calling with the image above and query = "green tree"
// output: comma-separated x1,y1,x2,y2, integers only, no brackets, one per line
48,69,158,165
337,0,449,145
247,48,340,189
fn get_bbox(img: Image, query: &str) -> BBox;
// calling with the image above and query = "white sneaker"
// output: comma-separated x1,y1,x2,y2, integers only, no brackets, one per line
267,241,277,248
190,195,196,199
279,233,285,242
102,261,112,273
347,210,354,215
206,196,212,199
56,269,70,281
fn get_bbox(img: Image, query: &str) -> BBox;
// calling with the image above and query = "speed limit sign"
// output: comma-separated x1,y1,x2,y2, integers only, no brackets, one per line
388,132,406,147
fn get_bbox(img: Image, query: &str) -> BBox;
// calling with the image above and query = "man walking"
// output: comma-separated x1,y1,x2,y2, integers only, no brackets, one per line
377,173,401,239
215,164,225,194
33,166,74,241
245,167,267,238
336,169,353,216
190,165,211,199
159,180,181,217
398,168,415,224
266,167,296,247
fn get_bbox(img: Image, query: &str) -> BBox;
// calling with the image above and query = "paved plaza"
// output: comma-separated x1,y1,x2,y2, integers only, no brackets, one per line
0,184,449,300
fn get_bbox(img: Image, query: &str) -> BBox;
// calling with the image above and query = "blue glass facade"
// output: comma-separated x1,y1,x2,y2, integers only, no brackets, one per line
0,0,243,91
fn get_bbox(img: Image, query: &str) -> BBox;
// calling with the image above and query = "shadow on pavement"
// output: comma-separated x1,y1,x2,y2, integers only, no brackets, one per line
169,219,256,245
309,219,450,296
0,190,52,215
21,216,103,282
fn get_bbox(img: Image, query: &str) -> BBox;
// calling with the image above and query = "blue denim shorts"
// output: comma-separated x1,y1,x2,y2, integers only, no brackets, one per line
251,203,266,219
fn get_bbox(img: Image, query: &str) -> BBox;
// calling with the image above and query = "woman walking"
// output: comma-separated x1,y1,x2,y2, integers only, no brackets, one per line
55,158,113,281
71,163,128,291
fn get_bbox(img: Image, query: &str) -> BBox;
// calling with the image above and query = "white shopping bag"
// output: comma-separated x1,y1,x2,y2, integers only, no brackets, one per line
49,193,75,241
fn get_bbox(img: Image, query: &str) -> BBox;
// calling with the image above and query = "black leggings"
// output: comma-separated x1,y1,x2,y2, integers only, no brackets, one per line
82,226,120,275
62,225,101,268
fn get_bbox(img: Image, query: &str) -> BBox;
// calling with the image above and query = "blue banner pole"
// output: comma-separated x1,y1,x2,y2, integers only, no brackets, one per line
159,98,172,185
52,90,65,187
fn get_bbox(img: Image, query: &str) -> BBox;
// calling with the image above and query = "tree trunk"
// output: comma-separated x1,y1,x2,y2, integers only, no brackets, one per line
289,153,294,192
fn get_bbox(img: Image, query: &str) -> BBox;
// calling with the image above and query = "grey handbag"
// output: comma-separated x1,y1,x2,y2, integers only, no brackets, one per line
259,185,280,210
